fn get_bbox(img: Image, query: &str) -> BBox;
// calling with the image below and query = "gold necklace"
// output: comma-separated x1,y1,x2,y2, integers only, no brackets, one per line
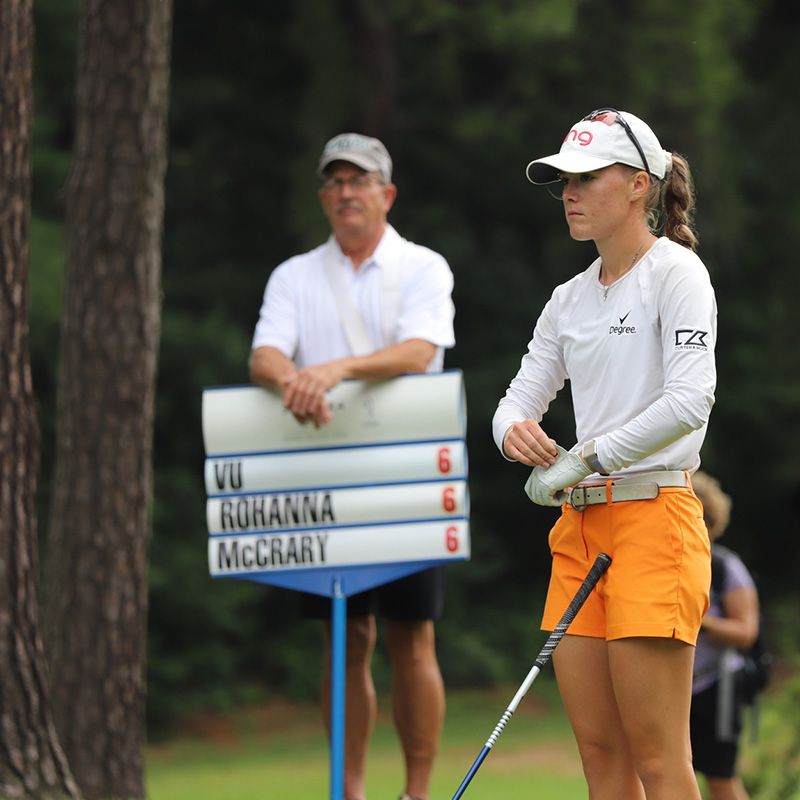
602,235,651,301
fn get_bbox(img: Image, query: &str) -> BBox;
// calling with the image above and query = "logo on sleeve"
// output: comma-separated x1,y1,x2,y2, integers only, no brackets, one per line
674,329,709,350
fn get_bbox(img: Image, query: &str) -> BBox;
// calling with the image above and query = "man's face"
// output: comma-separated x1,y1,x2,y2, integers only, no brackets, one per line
318,161,396,239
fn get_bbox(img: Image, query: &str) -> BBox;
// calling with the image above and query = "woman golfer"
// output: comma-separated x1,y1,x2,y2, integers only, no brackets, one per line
494,108,716,800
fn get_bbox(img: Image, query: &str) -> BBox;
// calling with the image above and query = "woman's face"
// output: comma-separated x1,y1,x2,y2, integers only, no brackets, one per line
558,165,647,243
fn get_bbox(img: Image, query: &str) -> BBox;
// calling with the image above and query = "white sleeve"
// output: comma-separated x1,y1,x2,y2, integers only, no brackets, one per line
250,262,298,358
396,249,456,348
596,258,717,471
492,297,567,457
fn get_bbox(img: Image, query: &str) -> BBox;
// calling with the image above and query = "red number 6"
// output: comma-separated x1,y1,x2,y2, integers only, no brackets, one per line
446,525,459,552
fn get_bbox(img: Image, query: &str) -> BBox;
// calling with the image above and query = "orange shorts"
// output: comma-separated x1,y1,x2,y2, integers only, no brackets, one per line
541,485,711,645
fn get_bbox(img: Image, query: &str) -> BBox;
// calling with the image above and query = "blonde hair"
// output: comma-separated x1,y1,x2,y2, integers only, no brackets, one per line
628,152,698,251
660,152,697,250
691,471,731,540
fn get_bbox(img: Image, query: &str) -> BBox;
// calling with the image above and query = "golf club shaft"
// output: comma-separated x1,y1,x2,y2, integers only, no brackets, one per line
450,552,612,800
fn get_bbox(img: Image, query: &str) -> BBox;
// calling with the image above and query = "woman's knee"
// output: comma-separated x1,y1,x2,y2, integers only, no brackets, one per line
630,744,693,789
575,736,641,791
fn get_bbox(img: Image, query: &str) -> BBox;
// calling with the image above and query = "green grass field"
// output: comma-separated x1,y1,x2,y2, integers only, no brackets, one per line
145,663,799,800
146,681,588,800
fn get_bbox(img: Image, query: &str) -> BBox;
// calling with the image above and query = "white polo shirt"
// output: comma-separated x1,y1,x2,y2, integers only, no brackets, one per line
251,225,455,371
493,237,717,477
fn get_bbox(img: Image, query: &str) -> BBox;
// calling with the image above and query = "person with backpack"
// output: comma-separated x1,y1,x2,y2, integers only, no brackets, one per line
690,471,760,800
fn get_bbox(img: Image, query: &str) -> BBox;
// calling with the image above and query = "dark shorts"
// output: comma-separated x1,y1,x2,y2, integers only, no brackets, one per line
300,565,447,621
690,679,744,779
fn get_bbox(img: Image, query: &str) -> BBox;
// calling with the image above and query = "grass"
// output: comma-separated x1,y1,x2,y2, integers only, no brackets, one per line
146,679,588,800
145,678,796,800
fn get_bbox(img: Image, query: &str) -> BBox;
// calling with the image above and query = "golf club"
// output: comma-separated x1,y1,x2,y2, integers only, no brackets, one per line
450,551,612,800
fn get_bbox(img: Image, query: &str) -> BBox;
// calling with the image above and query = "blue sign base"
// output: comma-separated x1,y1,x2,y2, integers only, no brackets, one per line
219,559,449,597
221,561,455,800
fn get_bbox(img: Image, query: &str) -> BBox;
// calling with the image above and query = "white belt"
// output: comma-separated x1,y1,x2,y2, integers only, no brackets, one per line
565,471,689,512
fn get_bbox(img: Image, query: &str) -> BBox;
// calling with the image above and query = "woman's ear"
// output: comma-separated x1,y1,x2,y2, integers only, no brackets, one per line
630,170,651,201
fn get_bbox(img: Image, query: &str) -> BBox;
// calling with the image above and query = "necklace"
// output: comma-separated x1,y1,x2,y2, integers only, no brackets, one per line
602,235,651,301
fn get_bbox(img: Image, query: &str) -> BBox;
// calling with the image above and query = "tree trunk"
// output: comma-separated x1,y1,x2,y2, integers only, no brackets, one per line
0,1,79,797
353,0,395,137
43,1,172,797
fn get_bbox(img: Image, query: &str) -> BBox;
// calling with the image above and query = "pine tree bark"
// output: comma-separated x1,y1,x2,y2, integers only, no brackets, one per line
0,0,79,797
43,1,172,797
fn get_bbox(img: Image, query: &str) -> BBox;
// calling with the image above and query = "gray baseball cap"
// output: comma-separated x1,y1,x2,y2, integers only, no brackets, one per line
318,133,393,183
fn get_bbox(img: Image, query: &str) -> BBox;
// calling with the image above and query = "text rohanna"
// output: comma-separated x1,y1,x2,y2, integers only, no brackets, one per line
219,492,334,531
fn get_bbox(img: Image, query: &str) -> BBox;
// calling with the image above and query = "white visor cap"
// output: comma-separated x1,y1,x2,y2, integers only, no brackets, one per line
526,110,668,184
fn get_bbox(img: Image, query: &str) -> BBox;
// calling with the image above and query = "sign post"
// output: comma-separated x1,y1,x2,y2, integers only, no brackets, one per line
201,371,470,800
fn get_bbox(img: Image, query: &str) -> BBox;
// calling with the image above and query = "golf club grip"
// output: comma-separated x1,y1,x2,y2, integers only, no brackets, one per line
534,552,611,670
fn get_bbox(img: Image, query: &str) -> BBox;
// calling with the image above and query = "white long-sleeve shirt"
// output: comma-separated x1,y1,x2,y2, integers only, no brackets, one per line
493,237,717,478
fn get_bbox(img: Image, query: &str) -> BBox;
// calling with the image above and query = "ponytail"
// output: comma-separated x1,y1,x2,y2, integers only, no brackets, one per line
660,152,697,251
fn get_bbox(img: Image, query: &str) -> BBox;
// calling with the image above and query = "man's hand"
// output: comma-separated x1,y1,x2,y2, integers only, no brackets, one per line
280,362,346,427
524,445,591,506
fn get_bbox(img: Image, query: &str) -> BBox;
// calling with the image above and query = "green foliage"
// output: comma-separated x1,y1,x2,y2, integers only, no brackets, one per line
742,660,800,799
28,0,800,735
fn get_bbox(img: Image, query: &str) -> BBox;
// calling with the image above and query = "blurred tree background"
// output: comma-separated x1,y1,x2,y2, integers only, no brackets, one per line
28,0,800,736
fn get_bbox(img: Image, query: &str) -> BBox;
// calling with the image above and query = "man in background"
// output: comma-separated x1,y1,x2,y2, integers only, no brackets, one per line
249,132,455,800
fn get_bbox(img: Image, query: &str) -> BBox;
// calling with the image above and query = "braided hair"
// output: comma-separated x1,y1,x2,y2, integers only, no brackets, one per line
661,152,697,250
640,152,697,250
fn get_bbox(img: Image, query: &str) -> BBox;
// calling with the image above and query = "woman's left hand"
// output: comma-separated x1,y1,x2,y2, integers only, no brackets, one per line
524,445,591,506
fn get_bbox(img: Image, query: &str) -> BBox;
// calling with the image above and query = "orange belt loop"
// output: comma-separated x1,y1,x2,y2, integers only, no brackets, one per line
605,479,613,506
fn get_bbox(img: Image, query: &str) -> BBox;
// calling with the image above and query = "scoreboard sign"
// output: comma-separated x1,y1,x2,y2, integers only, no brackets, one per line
201,371,470,595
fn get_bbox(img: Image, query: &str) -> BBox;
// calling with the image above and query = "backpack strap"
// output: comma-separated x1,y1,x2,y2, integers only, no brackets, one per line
710,544,733,597
323,234,405,355
379,250,402,349
322,239,374,357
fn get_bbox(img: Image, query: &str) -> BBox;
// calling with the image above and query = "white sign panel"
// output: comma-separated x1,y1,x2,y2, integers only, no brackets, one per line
205,440,467,495
202,371,470,582
207,481,468,534
209,520,470,577
202,370,466,456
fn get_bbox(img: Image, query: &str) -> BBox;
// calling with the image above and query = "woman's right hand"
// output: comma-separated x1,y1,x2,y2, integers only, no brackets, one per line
502,420,558,468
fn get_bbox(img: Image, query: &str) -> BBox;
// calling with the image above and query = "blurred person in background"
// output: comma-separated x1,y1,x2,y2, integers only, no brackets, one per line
250,132,455,800
691,471,759,800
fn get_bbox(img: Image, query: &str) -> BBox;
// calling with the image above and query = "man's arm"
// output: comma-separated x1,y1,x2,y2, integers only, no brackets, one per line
249,345,331,426
335,337,436,381
249,345,298,389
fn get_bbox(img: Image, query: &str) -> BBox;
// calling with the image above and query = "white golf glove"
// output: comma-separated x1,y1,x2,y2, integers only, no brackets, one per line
525,445,591,507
